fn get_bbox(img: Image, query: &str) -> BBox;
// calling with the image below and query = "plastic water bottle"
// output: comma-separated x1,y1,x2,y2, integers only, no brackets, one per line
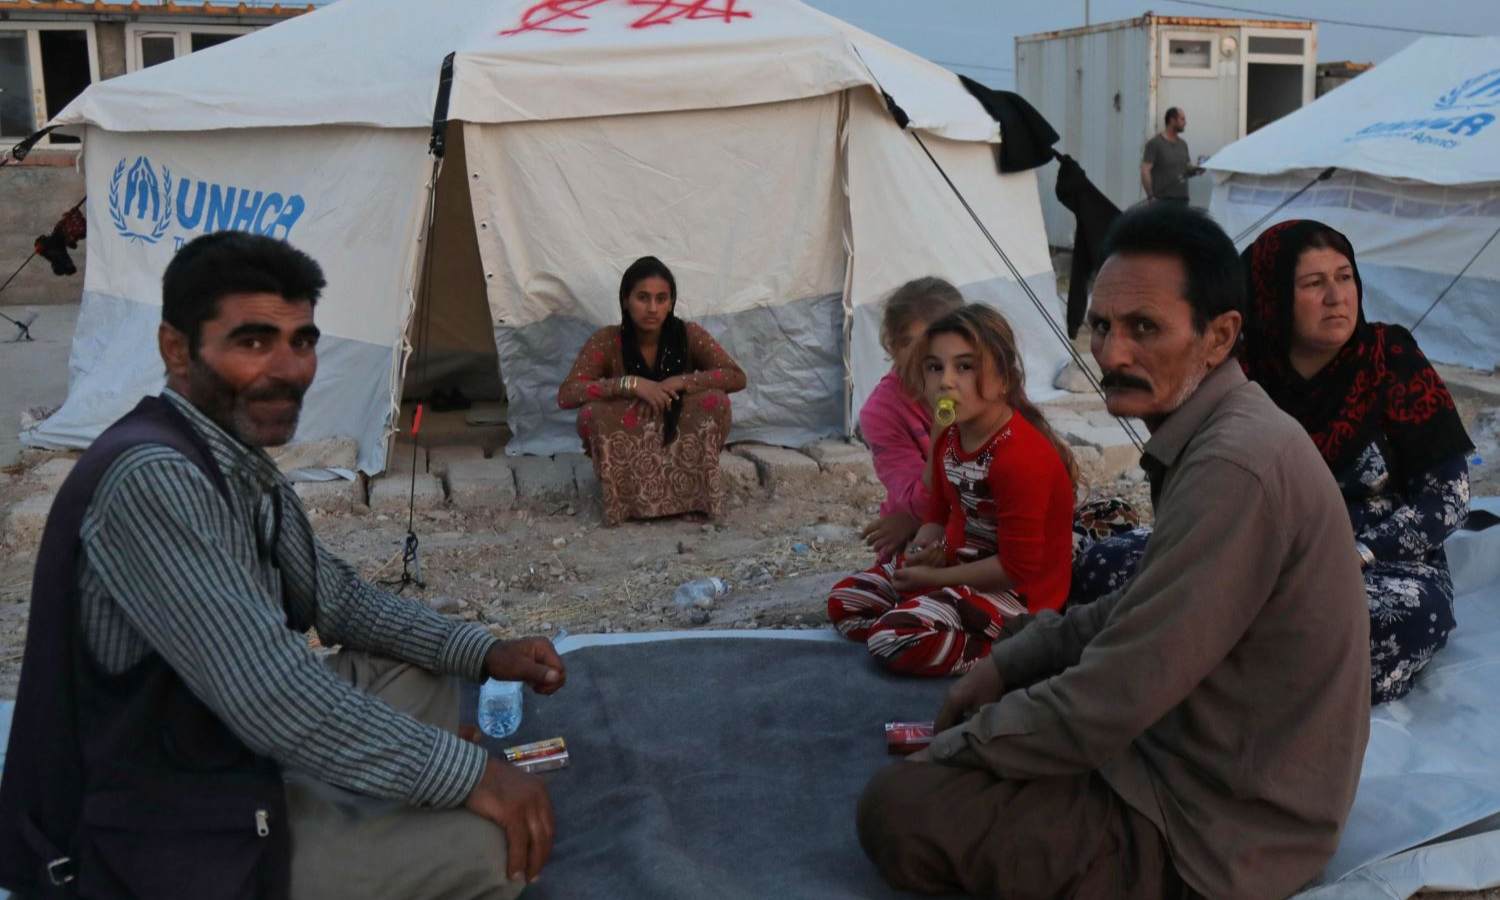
673,577,729,609
477,679,524,739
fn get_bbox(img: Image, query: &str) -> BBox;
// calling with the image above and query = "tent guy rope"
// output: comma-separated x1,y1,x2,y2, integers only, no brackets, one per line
903,126,1148,455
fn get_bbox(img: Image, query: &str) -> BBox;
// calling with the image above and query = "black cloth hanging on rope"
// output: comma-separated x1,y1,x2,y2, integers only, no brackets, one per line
34,205,86,277
957,76,1059,174
1053,153,1121,338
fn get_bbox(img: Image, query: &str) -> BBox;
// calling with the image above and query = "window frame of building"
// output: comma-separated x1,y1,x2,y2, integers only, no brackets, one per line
0,21,100,145
1159,30,1219,79
124,23,256,73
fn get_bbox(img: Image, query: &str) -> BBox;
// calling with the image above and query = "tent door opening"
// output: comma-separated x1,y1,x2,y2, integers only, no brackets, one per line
398,122,510,459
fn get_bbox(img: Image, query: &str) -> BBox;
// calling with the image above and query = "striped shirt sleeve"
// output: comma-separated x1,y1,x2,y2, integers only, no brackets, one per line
81,447,487,808
275,527,497,682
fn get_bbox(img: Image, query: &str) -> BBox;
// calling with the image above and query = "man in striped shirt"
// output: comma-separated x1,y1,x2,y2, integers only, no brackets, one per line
11,232,562,899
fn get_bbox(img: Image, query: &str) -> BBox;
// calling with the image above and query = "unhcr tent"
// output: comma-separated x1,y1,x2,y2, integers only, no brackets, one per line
20,0,1065,473
1207,37,1500,370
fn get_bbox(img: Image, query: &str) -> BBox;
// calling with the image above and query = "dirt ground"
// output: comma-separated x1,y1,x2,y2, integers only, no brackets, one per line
0,447,1154,698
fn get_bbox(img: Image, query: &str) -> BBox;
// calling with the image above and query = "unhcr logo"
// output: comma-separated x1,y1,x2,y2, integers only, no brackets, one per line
108,155,308,247
1435,68,1500,112
109,156,173,244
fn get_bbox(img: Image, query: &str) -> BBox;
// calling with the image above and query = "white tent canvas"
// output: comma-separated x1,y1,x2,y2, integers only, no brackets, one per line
20,0,1064,473
1207,37,1500,371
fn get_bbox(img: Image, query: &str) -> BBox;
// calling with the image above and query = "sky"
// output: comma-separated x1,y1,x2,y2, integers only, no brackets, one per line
801,0,1500,91
197,0,1500,91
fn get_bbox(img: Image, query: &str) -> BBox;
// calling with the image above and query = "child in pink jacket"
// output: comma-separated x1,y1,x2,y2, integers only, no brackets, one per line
856,277,964,561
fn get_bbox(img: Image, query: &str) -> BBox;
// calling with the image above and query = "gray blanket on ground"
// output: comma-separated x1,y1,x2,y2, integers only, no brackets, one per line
484,636,948,899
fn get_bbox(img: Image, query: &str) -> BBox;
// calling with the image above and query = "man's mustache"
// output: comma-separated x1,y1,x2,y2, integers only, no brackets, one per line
1100,371,1152,392
243,381,307,404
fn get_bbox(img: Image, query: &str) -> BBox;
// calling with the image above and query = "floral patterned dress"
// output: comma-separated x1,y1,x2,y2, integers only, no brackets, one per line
1071,446,1470,704
558,323,746,526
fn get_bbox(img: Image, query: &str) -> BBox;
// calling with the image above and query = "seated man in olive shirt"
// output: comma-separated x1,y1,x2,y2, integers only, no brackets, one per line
857,204,1371,899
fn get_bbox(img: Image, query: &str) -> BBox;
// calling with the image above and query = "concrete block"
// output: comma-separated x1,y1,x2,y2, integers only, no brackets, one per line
385,441,426,475
1053,357,1102,393
445,458,517,511
801,440,875,480
428,445,488,479
510,455,577,507
269,437,359,473
565,454,599,505
292,477,364,513
730,443,821,496
368,473,446,512
718,451,762,495
1083,409,1147,435
3,492,54,548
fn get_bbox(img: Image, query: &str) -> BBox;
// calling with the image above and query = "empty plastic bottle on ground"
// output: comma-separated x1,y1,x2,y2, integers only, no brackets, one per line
673,577,729,609
478,679,524,739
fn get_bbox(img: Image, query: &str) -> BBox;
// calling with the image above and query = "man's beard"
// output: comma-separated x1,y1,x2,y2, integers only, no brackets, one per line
185,355,307,448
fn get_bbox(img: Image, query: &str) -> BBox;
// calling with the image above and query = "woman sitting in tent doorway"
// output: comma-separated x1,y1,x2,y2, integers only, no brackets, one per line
558,256,747,527
1074,219,1473,704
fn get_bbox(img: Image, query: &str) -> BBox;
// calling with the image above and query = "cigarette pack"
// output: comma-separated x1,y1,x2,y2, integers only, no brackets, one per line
885,721,935,755
503,737,570,774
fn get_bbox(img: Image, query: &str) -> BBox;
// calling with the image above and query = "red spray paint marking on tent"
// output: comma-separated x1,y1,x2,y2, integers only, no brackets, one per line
501,0,750,37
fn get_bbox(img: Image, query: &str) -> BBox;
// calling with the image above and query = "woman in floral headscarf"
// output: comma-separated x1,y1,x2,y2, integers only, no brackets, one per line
1241,219,1473,703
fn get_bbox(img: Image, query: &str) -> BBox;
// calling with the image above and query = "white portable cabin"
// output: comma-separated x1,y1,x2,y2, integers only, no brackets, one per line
1208,36,1500,371
1015,14,1317,248
21,0,1066,473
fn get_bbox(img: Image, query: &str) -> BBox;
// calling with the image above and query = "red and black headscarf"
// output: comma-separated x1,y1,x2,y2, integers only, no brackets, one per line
1240,219,1471,477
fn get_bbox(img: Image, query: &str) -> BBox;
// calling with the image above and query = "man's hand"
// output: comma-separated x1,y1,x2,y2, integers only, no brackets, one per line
465,758,555,884
484,637,566,695
905,747,933,763
891,565,945,593
861,512,920,559
935,659,1004,732
632,378,680,416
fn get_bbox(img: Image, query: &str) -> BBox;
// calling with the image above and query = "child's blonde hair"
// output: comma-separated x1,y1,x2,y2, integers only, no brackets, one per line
880,277,964,362
905,304,1080,486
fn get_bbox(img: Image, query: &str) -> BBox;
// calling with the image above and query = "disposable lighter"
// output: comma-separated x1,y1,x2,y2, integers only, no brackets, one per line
503,737,570,774
884,721,935,755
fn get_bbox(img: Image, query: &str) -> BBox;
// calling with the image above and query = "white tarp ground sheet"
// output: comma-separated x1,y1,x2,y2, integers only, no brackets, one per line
5,516,1500,897
1206,36,1500,371
18,126,433,474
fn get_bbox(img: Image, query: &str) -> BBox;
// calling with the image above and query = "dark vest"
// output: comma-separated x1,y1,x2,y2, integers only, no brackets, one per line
0,397,290,899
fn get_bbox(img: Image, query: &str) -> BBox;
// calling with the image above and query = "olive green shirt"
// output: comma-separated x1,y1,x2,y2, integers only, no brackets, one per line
930,363,1371,900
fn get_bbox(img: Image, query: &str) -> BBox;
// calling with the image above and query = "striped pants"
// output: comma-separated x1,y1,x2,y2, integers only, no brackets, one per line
826,558,1026,677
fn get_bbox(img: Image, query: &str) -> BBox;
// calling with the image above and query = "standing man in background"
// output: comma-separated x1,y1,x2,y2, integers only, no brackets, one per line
1141,107,1201,206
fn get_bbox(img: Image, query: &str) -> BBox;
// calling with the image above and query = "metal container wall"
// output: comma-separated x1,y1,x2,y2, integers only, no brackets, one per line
1017,15,1315,249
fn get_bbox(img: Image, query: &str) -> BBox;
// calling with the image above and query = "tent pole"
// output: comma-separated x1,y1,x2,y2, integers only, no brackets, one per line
382,51,457,594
